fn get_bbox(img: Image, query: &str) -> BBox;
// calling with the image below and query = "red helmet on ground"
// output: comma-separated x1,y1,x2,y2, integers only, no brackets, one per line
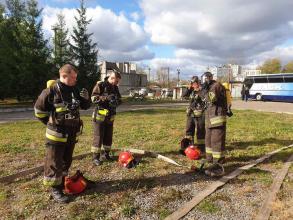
184,145,201,160
118,151,135,167
64,170,87,195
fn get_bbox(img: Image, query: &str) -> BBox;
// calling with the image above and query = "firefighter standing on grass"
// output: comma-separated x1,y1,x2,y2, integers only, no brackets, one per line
34,64,91,203
91,70,122,166
180,76,206,155
203,72,227,176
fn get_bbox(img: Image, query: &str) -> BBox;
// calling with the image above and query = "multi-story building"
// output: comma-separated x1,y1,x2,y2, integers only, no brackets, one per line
99,61,147,95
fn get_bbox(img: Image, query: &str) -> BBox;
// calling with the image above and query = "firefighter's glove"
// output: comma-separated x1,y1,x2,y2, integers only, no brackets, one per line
80,88,89,100
106,94,116,101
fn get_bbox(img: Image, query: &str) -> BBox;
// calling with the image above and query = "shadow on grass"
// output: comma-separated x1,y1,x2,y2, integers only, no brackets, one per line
82,170,209,198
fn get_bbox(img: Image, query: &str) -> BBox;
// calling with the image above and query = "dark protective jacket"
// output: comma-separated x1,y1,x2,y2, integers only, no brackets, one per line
34,80,91,143
205,80,227,128
91,80,122,121
183,87,206,117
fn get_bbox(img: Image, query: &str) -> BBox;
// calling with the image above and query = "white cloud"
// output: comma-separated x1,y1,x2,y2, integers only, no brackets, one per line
250,46,293,66
149,56,207,80
141,0,293,64
42,5,154,61
130,11,140,22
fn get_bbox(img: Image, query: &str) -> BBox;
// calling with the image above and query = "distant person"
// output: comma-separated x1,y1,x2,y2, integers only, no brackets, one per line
241,85,245,101
244,86,249,102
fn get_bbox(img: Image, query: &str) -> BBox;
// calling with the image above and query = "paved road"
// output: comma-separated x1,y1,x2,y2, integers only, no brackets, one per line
0,103,188,124
232,100,293,114
0,100,292,124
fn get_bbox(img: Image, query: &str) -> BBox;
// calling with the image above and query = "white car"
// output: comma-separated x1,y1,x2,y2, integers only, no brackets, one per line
138,88,148,96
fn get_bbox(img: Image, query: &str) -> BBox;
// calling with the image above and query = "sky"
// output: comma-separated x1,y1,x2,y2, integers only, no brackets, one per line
4,0,293,79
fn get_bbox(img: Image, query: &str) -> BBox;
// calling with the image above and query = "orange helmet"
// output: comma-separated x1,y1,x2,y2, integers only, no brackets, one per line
118,151,135,168
184,145,201,160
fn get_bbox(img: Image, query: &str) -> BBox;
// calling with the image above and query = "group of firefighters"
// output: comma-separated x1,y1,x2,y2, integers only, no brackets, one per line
34,64,232,203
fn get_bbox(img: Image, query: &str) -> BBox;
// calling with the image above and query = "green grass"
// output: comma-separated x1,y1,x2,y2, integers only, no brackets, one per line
198,200,221,214
0,109,293,219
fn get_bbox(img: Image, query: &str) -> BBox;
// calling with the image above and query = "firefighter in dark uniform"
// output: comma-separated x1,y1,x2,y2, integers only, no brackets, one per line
180,76,206,155
91,70,122,166
203,72,227,176
34,64,91,203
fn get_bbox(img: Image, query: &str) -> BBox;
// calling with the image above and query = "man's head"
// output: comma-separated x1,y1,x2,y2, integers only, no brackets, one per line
204,72,213,84
59,64,78,86
107,70,121,86
190,76,200,90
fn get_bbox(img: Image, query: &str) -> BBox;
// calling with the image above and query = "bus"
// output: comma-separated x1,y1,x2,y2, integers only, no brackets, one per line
243,73,293,102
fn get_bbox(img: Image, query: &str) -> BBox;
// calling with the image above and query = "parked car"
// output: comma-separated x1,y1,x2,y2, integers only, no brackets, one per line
138,87,148,96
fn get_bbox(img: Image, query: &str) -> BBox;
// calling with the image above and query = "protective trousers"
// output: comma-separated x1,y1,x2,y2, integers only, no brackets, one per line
43,127,78,187
205,124,226,163
185,115,205,153
91,116,114,154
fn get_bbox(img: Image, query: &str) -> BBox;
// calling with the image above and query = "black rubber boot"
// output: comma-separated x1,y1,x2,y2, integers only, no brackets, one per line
93,153,102,166
104,151,114,161
205,163,225,177
51,185,70,203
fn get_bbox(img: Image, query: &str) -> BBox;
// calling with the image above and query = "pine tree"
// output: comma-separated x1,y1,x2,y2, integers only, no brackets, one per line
70,0,99,90
0,3,10,100
20,0,52,99
2,0,26,100
52,13,71,69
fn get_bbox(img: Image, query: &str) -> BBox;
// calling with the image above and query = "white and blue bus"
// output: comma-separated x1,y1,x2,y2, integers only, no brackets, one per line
244,73,293,102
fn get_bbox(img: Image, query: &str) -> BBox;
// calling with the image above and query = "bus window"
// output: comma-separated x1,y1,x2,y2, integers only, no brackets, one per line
284,76,293,82
254,77,267,83
268,77,284,83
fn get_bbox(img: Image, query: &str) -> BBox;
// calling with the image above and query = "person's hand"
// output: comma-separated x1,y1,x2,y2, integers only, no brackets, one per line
106,94,116,101
80,88,89,100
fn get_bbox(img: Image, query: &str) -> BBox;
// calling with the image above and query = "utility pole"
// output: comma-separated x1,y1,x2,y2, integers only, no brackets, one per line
177,68,180,87
52,26,58,61
148,67,151,82
167,67,170,88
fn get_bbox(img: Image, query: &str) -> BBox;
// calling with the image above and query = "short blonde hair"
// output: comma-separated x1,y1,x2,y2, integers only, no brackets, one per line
108,70,121,79
59,64,78,75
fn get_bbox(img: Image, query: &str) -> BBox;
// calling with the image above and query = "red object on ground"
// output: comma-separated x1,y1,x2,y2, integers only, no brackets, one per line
184,145,201,160
118,151,134,167
64,171,87,194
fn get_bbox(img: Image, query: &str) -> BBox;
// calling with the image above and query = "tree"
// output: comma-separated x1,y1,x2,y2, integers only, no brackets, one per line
18,0,52,99
0,3,11,100
156,67,169,88
282,61,293,73
52,13,71,69
70,0,99,90
1,0,27,100
0,0,52,100
260,58,282,74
